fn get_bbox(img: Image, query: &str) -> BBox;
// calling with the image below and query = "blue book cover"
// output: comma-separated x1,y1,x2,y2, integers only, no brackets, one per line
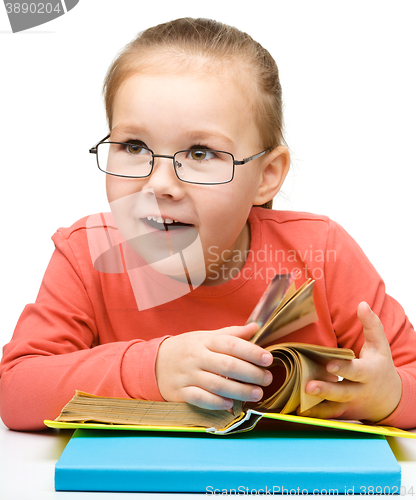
55,429,401,493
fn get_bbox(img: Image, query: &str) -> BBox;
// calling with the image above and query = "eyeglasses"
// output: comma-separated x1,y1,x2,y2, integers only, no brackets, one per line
89,134,273,185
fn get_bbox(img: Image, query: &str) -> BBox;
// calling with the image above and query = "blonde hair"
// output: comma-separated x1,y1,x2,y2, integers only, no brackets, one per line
103,18,286,209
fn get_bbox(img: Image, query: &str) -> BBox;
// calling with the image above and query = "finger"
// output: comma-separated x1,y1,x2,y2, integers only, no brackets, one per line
180,386,235,411
305,378,359,404
190,372,264,404
220,323,259,341
326,358,371,384
357,301,390,355
202,351,273,386
209,331,273,367
297,400,349,419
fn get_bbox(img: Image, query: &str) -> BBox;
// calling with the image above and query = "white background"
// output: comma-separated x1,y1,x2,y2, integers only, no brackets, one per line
0,0,415,348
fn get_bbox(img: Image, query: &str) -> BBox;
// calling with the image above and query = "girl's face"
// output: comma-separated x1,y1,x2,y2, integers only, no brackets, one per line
106,59,279,285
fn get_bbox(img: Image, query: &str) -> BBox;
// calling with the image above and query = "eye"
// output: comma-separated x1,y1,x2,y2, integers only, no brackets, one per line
123,140,148,155
188,148,216,161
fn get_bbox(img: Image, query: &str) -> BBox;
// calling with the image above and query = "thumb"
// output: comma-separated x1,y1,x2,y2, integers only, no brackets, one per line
357,301,389,356
221,322,259,340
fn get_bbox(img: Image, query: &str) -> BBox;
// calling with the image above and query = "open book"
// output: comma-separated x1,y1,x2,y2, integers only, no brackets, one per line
44,274,416,439
50,342,355,428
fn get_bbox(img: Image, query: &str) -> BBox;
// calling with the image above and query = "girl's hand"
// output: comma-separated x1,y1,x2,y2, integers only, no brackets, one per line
299,302,402,422
155,323,274,410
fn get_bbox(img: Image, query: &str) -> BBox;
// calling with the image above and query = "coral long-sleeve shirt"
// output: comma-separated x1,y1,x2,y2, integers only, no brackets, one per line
1,208,416,431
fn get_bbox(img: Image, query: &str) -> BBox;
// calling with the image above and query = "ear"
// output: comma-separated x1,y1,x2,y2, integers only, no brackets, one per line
252,146,290,206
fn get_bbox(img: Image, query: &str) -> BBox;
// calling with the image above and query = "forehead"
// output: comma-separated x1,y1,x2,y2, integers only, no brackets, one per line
114,53,251,107
111,54,261,148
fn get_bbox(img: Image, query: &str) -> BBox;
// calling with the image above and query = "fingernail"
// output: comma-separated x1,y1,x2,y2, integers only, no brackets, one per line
264,372,272,385
262,353,272,365
308,387,320,395
302,410,311,416
362,301,372,314
327,363,339,374
223,400,233,409
252,388,262,401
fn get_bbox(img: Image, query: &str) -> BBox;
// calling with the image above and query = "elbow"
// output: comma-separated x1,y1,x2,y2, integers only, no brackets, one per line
0,399,47,432
0,372,52,431
0,411,45,432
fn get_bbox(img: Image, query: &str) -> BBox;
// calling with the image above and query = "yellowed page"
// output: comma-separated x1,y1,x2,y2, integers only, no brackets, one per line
273,281,297,313
256,311,319,346
55,391,236,429
253,281,317,345
297,350,329,412
280,368,301,414
291,344,355,360
255,356,295,411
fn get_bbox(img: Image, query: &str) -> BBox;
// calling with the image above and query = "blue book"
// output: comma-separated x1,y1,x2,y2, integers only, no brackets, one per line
55,428,401,493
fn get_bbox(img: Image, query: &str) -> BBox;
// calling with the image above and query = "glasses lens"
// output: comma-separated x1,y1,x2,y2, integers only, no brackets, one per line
97,142,153,177
175,150,233,184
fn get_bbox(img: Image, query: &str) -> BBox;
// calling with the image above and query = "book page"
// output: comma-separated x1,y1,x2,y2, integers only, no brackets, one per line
55,391,236,429
268,343,355,360
297,350,329,412
253,355,296,411
251,279,318,345
257,344,354,414
247,274,294,329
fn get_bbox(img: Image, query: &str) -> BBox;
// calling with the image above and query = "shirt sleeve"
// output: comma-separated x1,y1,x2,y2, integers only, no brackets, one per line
324,219,416,429
0,233,167,431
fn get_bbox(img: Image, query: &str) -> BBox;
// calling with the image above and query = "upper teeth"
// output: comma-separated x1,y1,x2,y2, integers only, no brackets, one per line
146,216,177,224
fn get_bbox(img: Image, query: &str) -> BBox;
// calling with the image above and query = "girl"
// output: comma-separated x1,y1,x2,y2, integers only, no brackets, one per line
1,18,415,431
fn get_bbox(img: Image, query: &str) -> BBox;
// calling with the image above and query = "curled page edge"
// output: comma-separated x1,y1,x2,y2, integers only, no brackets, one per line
207,410,264,435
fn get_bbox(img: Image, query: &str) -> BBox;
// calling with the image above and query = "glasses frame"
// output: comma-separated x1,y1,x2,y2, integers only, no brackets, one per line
90,134,274,185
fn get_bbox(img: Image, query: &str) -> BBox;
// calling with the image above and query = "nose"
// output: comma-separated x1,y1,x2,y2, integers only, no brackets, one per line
152,154,175,175
152,154,175,163
143,154,184,199
151,154,177,178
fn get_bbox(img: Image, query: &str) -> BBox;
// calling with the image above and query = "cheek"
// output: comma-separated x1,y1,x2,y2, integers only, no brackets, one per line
105,176,115,203
224,171,261,210
106,176,142,203
197,182,254,230
202,164,260,204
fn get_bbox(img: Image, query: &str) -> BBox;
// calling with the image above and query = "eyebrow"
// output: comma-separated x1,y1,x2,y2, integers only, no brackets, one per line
185,130,236,150
110,125,147,141
110,125,236,150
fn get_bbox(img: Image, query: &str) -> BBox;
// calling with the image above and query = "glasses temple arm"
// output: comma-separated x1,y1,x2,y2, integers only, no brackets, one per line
89,133,111,154
233,147,274,165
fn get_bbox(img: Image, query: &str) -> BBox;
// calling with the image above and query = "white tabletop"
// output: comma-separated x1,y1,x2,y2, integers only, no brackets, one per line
1,419,416,499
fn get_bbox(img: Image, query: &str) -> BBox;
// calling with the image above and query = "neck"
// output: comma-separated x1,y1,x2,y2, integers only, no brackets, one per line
202,222,251,286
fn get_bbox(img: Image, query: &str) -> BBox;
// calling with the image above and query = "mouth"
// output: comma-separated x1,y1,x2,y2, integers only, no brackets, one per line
141,215,194,231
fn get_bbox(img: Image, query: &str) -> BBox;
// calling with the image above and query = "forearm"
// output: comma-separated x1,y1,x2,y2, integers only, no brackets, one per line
0,337,166,431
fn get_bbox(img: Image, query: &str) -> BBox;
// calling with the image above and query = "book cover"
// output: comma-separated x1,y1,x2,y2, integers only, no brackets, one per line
55,428,401,493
